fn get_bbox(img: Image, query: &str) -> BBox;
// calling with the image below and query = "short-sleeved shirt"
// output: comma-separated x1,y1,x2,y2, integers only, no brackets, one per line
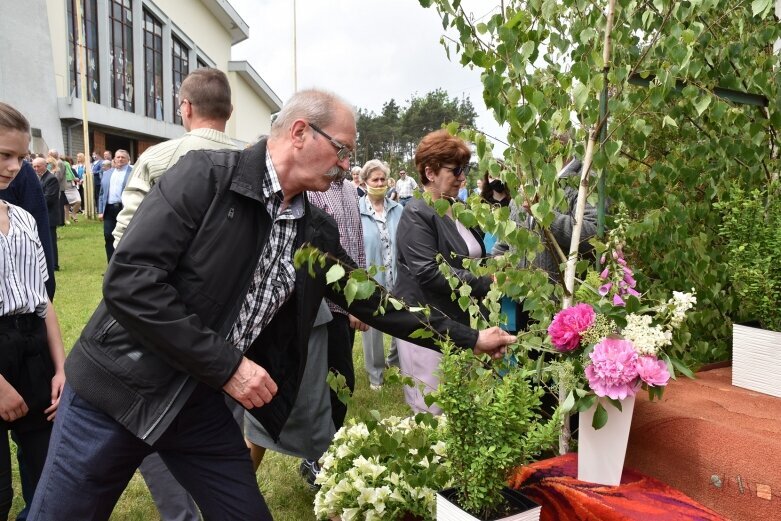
395,176,418,198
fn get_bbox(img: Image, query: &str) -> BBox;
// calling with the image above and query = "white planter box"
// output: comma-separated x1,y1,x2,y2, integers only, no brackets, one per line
437,488,541,521
732,324,781,398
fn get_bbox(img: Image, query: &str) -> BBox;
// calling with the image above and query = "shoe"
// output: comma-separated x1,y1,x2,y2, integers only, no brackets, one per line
299,459,321,491
370,384,383,391
64,220,71,225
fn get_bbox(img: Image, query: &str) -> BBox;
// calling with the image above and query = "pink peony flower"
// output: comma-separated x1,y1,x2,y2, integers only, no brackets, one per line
548,304,596,352
636,356,670,387
585,338,640,399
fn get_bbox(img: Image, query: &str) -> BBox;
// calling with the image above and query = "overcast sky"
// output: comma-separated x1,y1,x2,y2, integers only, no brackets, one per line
229,0,508,155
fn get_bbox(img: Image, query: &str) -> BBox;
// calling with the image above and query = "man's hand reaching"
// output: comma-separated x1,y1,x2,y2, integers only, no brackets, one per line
473,327,516,359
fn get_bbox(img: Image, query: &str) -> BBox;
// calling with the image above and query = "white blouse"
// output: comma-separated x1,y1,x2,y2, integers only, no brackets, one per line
0,202,49,317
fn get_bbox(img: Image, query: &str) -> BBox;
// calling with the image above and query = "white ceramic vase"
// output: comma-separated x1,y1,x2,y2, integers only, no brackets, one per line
577,395,636,486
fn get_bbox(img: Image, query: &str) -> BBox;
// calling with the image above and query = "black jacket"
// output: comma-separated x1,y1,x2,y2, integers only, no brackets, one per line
39,171,60,229
394,197,492,325
65,139,478,444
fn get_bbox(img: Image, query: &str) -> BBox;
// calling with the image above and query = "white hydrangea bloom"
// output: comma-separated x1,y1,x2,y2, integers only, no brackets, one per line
622,313,672,355
669,290,697,328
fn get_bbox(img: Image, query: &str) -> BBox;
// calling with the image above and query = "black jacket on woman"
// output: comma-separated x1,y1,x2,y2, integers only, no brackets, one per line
394,197,492,325
65,140,479,444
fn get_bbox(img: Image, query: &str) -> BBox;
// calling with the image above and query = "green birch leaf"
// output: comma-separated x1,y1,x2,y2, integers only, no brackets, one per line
573,82,589,111
561,390,576,414
344,278,358,307
694,96,711,116
662,115,678,128
751,0,772,17
325,264,345,285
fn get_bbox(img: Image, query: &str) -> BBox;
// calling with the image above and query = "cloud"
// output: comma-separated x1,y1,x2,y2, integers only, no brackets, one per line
230,0,508,155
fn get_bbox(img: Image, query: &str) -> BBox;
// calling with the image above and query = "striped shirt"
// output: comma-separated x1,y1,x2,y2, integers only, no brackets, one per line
307,180,365,316
227,150,305,352
0,202,48,317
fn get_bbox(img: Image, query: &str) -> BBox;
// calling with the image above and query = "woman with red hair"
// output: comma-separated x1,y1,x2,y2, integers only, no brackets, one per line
393,130,492,413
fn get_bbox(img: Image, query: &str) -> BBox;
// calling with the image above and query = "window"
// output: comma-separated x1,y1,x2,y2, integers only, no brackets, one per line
109,0,134,112
197,58,208,69
67,0,100,102
172,36,189,125
143,9,163,120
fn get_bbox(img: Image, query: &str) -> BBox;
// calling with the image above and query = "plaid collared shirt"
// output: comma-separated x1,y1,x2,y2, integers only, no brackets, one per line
227,150,305,352
307,179,365,316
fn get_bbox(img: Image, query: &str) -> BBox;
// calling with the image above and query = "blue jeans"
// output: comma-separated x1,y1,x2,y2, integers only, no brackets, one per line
28,384,272,520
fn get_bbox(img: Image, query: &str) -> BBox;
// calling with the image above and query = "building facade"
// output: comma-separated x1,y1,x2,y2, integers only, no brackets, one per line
0,0,281,159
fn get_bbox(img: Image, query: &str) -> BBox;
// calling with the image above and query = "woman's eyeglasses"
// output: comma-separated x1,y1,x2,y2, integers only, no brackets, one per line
441,164,471,177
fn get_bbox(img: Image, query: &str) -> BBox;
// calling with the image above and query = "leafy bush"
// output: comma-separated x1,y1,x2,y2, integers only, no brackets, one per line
717,187,781,332
433,346,560,518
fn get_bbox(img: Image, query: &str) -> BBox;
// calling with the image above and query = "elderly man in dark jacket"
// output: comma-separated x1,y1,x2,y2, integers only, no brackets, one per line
28,89,515,521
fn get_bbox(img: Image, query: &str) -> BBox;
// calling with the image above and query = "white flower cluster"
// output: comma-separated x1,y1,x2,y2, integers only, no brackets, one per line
622,313,672,356
314,415,448,521
668,289,697,328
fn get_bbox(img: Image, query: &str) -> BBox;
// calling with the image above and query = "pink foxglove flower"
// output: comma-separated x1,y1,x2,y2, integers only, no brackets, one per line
585,338,639,400
613,294,625,307
598,282,612,296
548,304,596,352
636,356,670,387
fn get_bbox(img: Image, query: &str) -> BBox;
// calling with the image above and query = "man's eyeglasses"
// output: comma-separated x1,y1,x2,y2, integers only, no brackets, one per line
309,122,352,162
176,99,190,117
441,164,471,177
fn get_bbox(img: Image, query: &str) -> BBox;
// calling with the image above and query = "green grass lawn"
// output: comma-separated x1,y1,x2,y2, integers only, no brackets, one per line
11,219,410,520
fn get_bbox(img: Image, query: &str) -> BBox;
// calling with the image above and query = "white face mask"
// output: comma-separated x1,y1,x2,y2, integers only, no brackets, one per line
366,185,388,198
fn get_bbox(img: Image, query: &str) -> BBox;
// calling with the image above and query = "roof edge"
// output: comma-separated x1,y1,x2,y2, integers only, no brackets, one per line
228,60,283,112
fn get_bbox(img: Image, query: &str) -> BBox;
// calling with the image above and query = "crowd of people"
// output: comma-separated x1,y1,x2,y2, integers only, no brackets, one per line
0,64,596,520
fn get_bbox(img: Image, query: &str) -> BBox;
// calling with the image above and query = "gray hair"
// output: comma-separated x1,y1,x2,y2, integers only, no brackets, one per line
270,89,355,138
359,159,389,183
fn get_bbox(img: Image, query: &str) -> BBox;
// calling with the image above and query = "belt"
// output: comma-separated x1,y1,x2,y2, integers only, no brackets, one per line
106,202,123,209
0,313,42,332
400,196,412,199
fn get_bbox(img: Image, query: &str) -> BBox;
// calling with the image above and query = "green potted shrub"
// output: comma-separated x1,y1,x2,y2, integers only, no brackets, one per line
717,186,781,398
432,344,561,521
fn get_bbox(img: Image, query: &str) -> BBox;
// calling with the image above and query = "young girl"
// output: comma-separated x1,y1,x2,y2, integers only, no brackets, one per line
0,102,65,519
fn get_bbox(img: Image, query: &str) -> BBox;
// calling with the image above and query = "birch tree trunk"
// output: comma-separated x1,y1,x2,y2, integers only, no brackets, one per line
559,0,617,454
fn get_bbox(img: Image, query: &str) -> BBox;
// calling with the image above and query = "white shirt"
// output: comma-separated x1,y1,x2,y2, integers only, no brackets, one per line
108,167,128,204
0,202,48,317
395,176,418,198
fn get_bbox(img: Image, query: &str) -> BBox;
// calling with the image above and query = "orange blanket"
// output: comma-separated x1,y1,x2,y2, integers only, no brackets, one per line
508,454,726,521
